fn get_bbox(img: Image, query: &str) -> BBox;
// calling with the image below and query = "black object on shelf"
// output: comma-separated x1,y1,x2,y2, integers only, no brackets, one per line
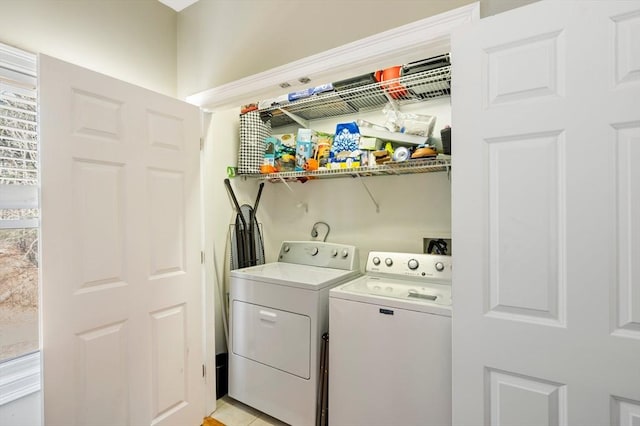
402,53,451,76
441,127,451,155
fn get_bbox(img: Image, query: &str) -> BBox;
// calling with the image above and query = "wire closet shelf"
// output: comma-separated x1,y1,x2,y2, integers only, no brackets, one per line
248,57,452,182
260,64,452,127
250,156,451,182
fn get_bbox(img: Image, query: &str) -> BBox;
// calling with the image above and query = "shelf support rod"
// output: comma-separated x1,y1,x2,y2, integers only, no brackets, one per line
356,174,380,213
278,175,308,213
277,108,310,129
381,92,400,116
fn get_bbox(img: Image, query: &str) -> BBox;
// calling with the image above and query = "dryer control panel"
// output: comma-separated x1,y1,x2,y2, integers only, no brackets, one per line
366,251,451,282
278,241,360,271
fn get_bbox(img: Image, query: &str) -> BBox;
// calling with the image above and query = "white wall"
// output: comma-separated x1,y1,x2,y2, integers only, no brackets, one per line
0,0,178,97
0,391,41,426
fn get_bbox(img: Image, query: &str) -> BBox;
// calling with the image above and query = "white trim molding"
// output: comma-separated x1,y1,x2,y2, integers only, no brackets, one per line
0,42,36,87
0,352,41,406
186,3,479,111
0,185,39,210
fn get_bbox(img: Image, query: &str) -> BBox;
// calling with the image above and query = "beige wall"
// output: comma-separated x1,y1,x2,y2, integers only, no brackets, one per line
177,0,539,99
0,0,177,97
177,0,476,99
482,0,540,17
0,0,539,102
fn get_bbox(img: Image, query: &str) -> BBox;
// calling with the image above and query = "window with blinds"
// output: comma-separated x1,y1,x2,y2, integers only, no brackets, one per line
0,43,38,225
1,82,37,185
0,42,39,364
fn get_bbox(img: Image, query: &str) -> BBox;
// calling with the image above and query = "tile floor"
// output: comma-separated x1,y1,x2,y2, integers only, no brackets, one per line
209,395,289,426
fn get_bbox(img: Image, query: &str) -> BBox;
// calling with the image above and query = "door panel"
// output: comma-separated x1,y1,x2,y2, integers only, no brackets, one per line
148,168,185,278
75,321,129,426
484,30,564,107
486,131,564,326
452,1,640,425
73,159,126,291
40,54,203,426
614,124,640,337
150,305,188,421
487,369,566,426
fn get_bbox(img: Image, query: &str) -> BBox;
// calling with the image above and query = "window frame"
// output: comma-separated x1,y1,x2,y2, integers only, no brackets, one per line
0,41,40,405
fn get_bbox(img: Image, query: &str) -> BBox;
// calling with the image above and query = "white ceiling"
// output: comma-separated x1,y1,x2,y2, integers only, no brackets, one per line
157,0,199,12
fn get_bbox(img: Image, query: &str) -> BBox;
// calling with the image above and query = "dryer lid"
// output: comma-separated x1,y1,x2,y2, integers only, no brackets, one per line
230,262,362,290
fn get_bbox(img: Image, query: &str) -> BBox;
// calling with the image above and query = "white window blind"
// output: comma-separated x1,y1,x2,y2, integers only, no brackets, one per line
0,42,38,227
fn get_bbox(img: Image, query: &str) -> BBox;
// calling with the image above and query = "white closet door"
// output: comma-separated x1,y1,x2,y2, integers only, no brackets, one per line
39,55,204,426
452,1,640,425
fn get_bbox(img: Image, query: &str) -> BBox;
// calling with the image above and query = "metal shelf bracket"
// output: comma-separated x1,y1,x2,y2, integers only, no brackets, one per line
278,175,308,213
277,108,309,129
356,174,380,213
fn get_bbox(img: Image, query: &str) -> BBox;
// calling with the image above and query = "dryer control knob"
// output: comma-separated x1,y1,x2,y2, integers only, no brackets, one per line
435,261,445,271
331,249,338,257
310,247,319,256
283,245,290,253
372,257,381,265
385,258,393,267
341,249,349,258
408,259,419,270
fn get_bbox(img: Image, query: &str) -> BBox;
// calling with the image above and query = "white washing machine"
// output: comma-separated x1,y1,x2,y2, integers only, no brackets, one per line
229,241,360,426
329,251,452,426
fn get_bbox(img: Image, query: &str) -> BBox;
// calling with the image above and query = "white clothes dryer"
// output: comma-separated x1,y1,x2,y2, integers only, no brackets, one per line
329,251,452,426
229,241,360,426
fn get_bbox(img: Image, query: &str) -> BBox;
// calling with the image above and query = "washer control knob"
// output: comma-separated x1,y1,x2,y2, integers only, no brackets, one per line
372,257,381,266
331,249,338,257
408,259,419,270
435,261,445,272
385,258,393,267
310,247,319,256
283,245,290,253
341,249,349,258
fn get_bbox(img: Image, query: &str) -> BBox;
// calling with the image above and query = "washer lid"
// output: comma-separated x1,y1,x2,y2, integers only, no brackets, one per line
330,275,452,316
230,262,362,290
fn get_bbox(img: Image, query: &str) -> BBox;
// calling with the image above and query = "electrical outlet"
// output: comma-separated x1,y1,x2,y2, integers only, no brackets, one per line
423,237,452,255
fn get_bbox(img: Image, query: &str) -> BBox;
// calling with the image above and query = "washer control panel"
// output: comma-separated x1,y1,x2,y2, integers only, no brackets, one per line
366,251,451,281
279,241,360,271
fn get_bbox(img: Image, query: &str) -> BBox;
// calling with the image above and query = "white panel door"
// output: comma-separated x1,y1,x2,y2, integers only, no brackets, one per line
39,55,204,426
452,1,640,425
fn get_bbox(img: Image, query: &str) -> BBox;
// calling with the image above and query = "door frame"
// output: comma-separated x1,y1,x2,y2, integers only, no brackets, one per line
16,5,481,411
194,6,479,415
